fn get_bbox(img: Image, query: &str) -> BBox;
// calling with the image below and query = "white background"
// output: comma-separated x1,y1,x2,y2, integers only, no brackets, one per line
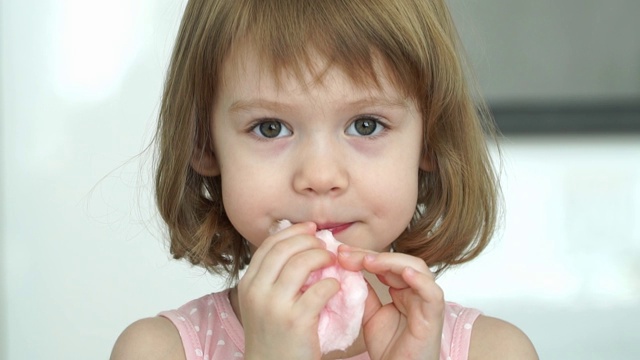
2,1,639,359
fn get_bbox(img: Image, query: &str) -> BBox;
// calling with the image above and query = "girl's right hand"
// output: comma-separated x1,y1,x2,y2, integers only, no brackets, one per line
237,222,341,360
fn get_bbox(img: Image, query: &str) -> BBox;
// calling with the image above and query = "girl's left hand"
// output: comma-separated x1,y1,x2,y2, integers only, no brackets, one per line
337,246,445,360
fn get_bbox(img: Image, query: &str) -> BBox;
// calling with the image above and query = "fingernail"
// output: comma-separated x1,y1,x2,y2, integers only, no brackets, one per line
364,254,376,262
404,267,416,276
339,249,351,258
339,244,352,251
328,251,337,262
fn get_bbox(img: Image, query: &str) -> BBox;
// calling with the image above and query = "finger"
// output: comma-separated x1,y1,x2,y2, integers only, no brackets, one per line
295,277,341,321
363,252,431,275
244,233,325,289
388,267,444,327
374,271,407,290
337,248,413,289
336,245,377,271
244,227,326,296
400,267,444,308
360,280,383,326
361,253,432,288
249,221,317,269
273,248,336,298
389,291,444,340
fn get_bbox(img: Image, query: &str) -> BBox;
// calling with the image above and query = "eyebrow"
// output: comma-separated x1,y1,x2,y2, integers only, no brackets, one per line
229,99,295,114
228,96,410,114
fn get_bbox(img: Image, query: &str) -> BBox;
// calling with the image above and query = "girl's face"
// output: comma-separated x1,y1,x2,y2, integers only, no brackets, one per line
203,46,429,252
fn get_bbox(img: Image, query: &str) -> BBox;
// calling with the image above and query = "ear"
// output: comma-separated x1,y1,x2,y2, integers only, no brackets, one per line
190,147,221,176
419,148,436,172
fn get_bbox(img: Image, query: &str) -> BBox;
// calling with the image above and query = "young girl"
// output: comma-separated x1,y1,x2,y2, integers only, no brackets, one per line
111,0,538,359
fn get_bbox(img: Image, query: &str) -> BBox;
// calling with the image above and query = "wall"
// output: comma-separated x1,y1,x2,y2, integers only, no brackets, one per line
1,1,639,359
1,1,220,359
439,137,640,359
0,0,6,357
449,0,640,102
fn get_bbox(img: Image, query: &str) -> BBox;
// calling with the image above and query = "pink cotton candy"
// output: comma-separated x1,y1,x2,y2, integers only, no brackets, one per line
274,220,368,354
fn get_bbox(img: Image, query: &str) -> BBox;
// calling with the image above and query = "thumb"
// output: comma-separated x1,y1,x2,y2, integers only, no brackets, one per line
362,280,382,325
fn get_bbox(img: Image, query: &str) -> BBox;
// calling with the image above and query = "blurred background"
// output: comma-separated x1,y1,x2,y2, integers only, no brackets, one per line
1,0,638,359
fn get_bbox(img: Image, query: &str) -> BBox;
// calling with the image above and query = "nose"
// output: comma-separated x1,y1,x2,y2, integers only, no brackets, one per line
292,138,349,196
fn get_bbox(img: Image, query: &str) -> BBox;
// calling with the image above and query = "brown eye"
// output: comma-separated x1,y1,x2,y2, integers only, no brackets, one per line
253,120,291,138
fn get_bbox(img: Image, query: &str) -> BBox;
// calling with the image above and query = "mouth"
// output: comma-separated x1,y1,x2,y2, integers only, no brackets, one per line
316,222,353,235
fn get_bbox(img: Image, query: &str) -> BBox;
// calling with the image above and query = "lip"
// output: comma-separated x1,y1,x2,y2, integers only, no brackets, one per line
316,222,353,235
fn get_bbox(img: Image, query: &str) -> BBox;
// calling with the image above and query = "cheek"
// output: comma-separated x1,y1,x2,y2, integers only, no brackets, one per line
220,174,248,223
360,160,419,234
219,166,281,247
387,172,419,220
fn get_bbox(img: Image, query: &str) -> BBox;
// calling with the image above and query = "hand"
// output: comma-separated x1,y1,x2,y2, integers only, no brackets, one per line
337,246,445,360
238,222,340,360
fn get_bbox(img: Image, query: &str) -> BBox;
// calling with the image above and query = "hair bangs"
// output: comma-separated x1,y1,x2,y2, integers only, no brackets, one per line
219,0,429,97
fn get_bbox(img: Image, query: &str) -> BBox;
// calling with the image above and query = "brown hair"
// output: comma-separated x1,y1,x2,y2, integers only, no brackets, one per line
155,0,501,281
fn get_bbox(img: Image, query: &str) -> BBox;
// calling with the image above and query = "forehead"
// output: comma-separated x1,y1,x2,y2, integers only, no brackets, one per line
218,40,408,103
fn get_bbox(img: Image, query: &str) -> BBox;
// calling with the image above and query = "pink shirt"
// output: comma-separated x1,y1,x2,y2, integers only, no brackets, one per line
159,290,481,360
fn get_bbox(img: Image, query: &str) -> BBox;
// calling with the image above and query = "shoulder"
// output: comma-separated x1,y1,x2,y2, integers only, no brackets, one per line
110,317,186,360
468,315,539,360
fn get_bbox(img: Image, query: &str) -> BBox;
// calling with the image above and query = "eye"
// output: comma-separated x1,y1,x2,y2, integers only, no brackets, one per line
346,116,385,137
251,119,292,138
